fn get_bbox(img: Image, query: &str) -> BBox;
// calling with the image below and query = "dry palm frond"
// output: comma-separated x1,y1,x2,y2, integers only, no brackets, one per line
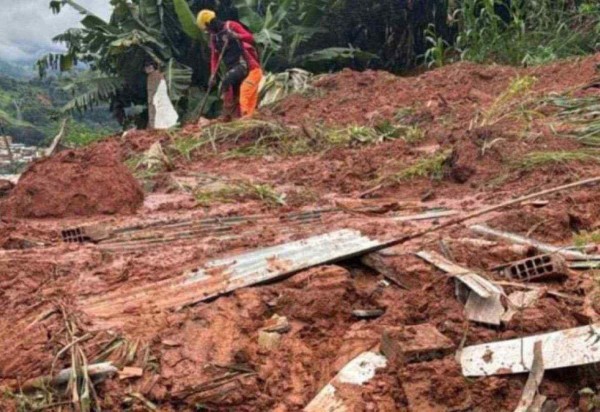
514,149,600,170
548,94,600,146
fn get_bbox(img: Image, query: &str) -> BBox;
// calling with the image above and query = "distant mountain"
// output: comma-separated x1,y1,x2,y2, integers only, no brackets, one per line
0,59,36,80
0,71,118,147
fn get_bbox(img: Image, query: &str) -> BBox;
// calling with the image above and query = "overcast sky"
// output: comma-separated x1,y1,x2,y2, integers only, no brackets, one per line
0,0,112,62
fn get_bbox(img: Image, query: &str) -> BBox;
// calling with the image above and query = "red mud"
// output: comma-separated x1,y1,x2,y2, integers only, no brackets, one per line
265,56,599,127
0,141,143,218
1,55,600,411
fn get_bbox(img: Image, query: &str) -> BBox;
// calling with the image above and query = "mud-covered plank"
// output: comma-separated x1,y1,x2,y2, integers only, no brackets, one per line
304,351,387,412
461,324,600,376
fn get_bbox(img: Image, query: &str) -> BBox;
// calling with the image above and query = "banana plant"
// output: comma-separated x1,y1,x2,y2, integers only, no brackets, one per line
40,0,203,119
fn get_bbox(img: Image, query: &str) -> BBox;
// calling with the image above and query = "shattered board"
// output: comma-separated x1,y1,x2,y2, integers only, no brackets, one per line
304,351,387,411
461,324,600,376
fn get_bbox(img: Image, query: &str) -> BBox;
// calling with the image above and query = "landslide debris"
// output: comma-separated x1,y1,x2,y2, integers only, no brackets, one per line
0,54,600,411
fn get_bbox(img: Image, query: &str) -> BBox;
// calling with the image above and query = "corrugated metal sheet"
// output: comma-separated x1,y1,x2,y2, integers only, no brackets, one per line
461,323,600,376
67,207,454,251
81,229,382,319
185,229,382,287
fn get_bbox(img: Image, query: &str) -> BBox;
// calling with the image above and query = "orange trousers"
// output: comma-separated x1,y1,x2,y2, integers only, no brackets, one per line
239,68,263,117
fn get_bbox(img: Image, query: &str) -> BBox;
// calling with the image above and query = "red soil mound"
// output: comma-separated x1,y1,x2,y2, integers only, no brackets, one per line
265,55,599,127
0,142,143,218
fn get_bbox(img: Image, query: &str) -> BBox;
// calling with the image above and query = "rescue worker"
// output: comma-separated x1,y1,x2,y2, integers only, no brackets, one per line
196,10,263,120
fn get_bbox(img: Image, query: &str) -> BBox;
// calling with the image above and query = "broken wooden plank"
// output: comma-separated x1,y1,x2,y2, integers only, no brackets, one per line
380,324,454,363
470,225,600,261
416,250,502,298
461,324,600,376
514,341,544,412
258,331,281,351
304,351,387,412
361,252,410,289
363,177,600,257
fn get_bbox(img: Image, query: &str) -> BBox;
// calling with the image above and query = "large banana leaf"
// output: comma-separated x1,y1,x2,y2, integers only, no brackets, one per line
45,0,378,121
61,73,125,113
259,68,312,107
139,0,163,32
293,47,378,66
173,0,204,42
165,59,193,102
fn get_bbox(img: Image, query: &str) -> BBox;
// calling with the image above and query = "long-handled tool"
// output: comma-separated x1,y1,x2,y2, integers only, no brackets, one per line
197,37,230,124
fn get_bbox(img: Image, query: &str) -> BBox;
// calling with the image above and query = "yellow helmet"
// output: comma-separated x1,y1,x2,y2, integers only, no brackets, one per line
197,9,216,30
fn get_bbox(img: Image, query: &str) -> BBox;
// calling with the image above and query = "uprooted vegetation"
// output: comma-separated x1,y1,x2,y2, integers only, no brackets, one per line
2,54,600,411
194,181,287,207
169,116,427,160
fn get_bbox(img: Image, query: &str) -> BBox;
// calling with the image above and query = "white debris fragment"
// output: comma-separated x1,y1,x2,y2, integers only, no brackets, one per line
461,324,600,376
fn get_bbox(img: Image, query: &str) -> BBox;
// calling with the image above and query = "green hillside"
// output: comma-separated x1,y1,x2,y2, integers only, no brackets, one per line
0,66,118,148
0,60,35,80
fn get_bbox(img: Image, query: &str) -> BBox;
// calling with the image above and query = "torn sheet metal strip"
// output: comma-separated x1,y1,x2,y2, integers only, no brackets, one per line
304,351,387,412
470,225,600,261
417,250,505,325
461,323,600,376
416,250,502,298
514,341,545,412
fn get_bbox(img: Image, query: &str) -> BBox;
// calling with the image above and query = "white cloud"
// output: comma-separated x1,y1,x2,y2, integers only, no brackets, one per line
0,0,111,62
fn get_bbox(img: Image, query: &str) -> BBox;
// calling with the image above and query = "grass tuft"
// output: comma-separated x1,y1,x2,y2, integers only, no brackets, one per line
170,136,208,161
514,150,600,170
477,75,538,127
573,230,600,247
392,151,451,181
194,181,286,207
169,112,427,159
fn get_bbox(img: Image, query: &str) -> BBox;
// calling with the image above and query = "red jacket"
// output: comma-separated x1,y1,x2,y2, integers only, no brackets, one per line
210,21,261,75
